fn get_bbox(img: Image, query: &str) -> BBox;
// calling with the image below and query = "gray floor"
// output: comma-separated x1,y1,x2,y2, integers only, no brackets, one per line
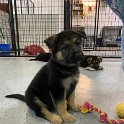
0,57,124,124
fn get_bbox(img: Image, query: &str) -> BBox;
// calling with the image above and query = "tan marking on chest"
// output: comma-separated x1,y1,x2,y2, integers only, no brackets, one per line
62,74,79,90
56,51,64,60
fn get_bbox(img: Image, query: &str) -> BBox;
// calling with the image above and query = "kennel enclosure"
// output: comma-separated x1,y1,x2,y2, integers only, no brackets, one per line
0,0,123,57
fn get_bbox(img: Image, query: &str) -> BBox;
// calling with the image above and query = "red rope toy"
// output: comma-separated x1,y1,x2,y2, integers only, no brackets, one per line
80,102,124,124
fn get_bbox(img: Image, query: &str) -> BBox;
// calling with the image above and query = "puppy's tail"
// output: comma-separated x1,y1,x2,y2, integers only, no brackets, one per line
5,94,25,102
29,59,37,61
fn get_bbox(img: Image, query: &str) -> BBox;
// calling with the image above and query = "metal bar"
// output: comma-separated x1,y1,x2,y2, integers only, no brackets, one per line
70,0,73,30
14,0,20,56
32,2,34,14
64,0,67,30
51,0,52,35
67,0,70,30
8,0,17,56
93,0,98,50
20,0,22,14
96,0,100,41
64,0,71,30
27,0,29,14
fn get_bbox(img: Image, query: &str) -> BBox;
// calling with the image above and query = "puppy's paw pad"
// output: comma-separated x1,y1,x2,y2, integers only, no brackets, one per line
51,114,63,124
61,113,76,123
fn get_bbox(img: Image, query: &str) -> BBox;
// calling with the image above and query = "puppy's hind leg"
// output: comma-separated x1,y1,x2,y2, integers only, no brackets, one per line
34,96,63,124
25,91,63,124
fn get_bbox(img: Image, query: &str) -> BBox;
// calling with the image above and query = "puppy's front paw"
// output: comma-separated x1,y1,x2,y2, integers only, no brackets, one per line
70,104,81,112
99,66,103,70
51,114,63,124
61,113,76,123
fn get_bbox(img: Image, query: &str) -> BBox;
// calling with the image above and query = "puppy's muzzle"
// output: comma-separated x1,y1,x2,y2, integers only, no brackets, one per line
74,52,83,60
73,51,83,64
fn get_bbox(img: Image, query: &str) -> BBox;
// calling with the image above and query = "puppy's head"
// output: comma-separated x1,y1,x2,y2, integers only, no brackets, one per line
44,30,87,66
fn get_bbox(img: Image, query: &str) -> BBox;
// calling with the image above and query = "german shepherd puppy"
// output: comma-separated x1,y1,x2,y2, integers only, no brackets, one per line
5,30,86,124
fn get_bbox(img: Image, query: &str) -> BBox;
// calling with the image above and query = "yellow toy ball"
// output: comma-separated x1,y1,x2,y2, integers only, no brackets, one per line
116,103,124,118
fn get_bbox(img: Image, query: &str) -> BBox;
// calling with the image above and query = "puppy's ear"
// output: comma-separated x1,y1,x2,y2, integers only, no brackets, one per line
98,56,102,62
44,34,57,50
87,57,92,64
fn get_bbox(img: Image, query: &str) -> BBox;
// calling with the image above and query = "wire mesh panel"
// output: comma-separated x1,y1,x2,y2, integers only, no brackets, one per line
72,0,96,47
72,0,123,57
17,14,59,49
13,0,64,55
1,0,122,57
0,0,17,56
0,1,11,43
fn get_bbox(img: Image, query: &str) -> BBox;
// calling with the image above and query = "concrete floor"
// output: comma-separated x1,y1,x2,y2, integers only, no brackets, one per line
0,57,124,124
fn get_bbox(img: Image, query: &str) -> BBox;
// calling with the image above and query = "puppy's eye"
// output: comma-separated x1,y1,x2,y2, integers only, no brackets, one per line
64,44,70,48
61,45,69,51
75,40,81,46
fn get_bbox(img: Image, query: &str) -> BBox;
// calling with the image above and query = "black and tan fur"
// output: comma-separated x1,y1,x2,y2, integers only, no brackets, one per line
5,30,87,124
80,55,103,70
